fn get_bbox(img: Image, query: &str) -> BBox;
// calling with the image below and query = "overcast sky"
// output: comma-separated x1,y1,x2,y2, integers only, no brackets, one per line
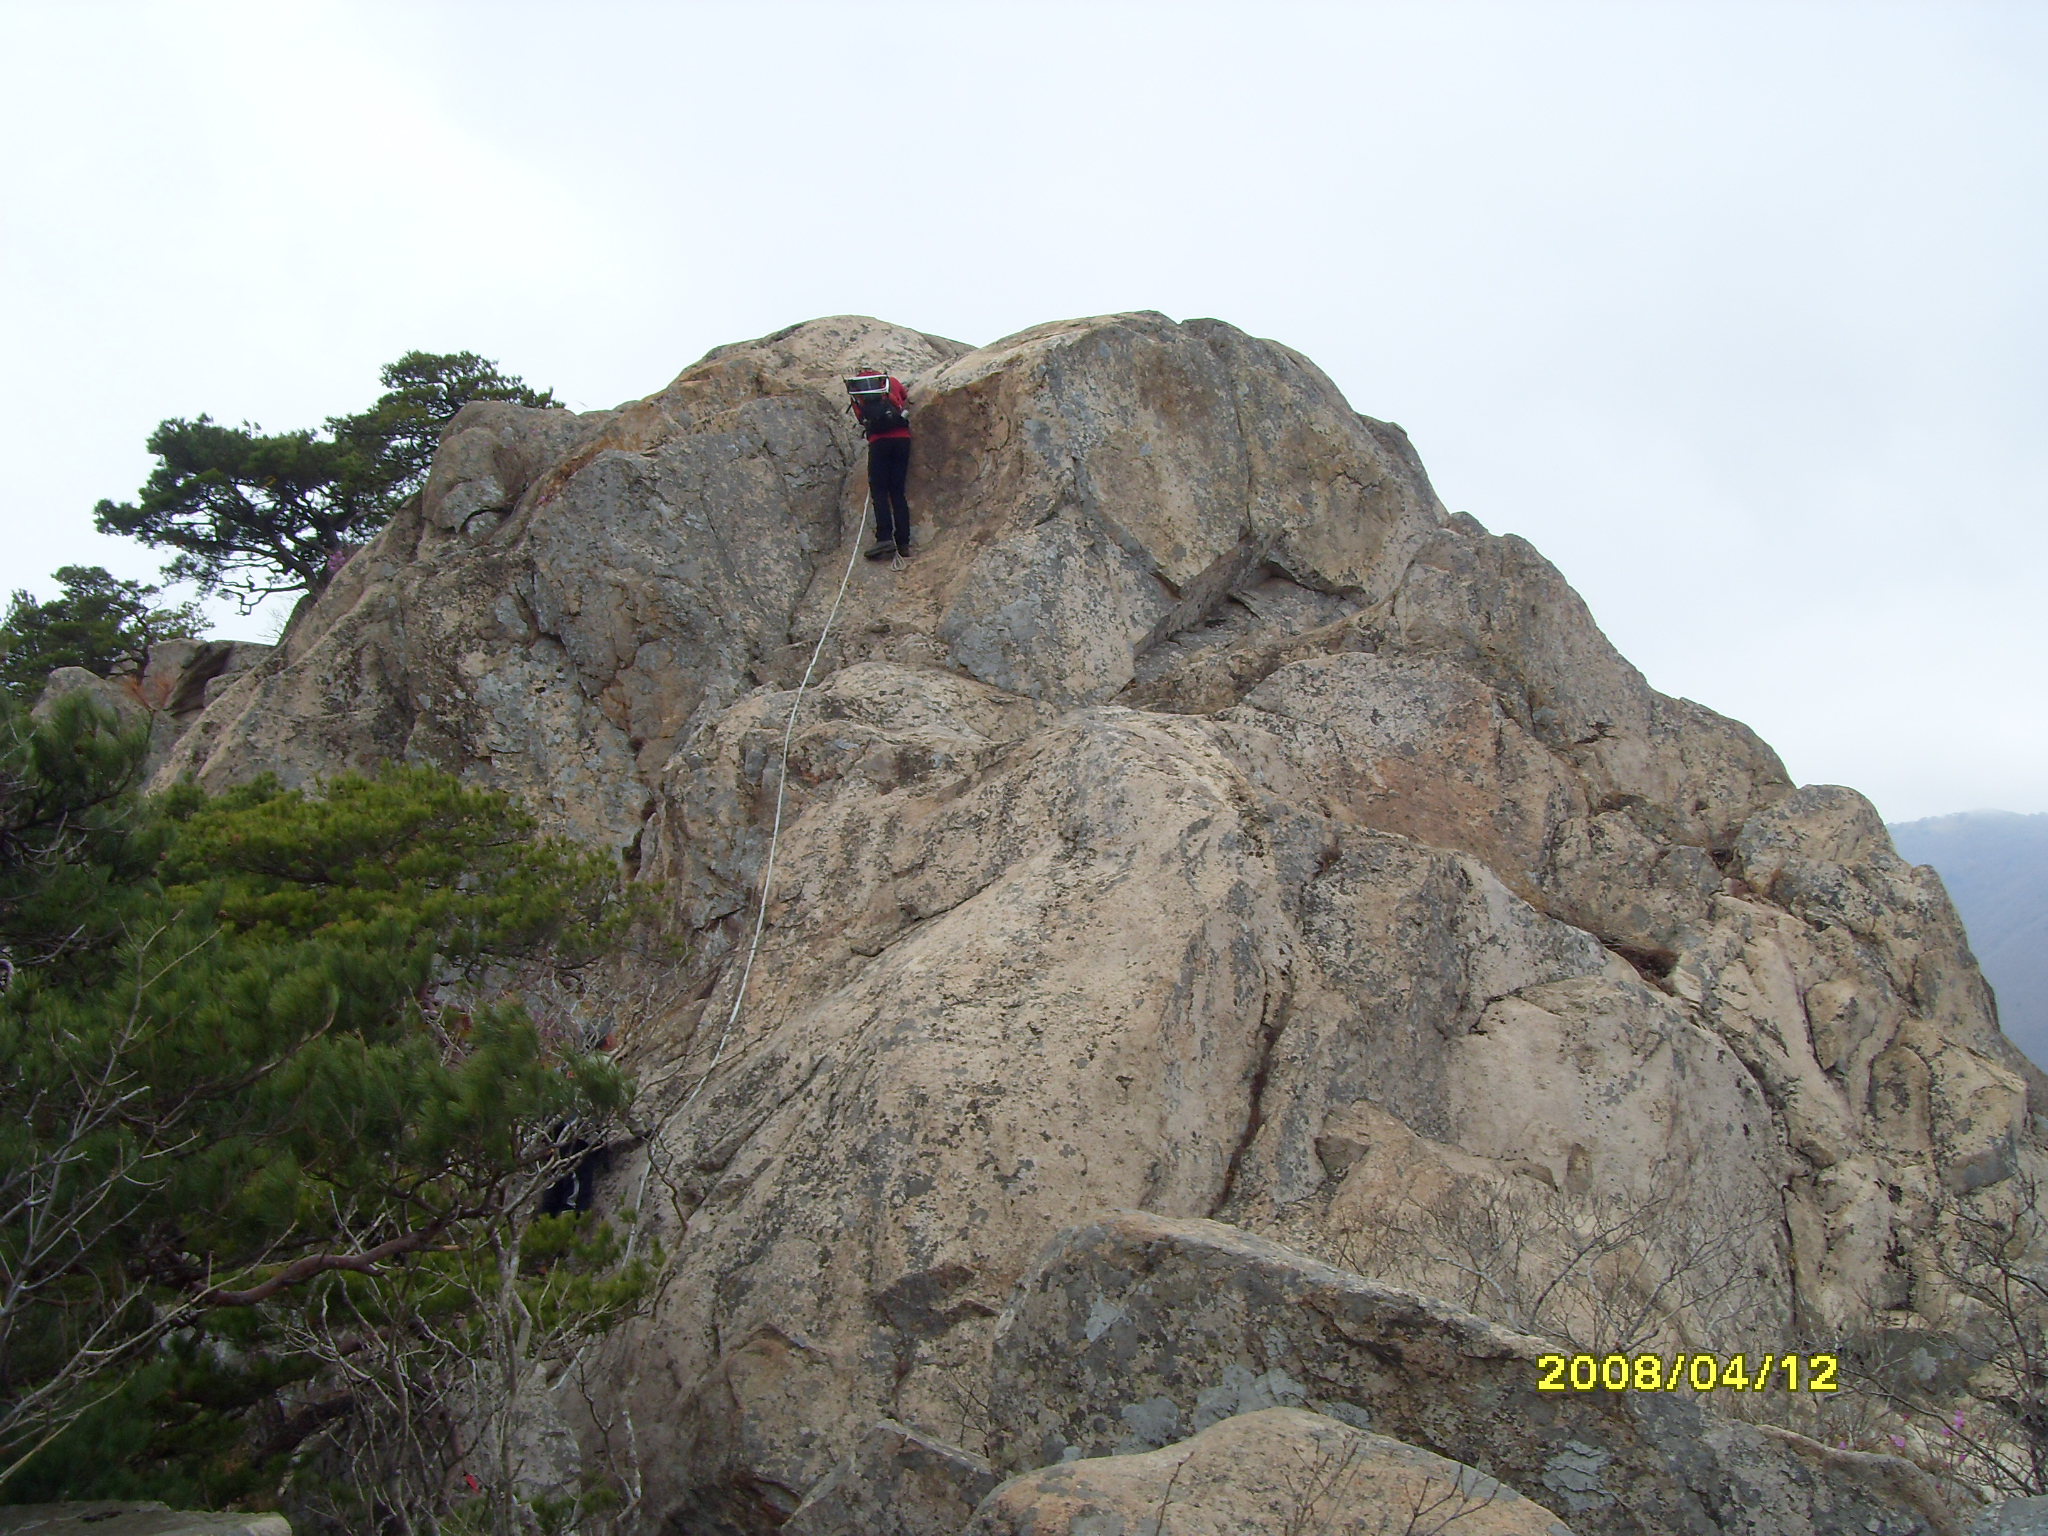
2,1,2041,823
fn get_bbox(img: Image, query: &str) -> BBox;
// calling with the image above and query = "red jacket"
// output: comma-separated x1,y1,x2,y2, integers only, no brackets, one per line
852,376,911,443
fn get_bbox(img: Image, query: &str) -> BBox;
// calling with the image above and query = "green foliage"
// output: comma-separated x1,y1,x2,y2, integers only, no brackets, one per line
12,1329,320,1509
284,1209,654,1535
0,699,646,1516
94,417,386,601
0,690,162,975
162,766,627,973
328,351,555,506
0,566,204,706
517,1210,655,1342
94,352,554,605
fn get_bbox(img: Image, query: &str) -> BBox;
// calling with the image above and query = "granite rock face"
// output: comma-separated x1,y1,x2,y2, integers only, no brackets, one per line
33,639,271,779
988,1212,1957,1536
135,312,2038,1530
0,1505,288,1536
1971,1496,2048,1536
965,1406,1578,1536
781,1418,996,1536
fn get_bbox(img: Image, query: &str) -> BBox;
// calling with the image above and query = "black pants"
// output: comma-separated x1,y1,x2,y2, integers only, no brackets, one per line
867,437,912,546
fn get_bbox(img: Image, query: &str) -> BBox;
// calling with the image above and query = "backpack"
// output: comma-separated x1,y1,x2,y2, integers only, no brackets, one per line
845,374,909,435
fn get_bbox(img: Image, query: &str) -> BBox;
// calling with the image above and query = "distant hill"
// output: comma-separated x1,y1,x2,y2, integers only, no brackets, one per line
1890,810,2048,1071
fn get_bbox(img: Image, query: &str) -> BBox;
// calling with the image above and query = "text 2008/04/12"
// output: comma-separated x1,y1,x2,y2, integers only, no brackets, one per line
1537,1353,1840,1393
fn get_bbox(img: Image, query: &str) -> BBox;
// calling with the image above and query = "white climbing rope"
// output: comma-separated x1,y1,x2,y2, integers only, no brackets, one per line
625,498,873,1254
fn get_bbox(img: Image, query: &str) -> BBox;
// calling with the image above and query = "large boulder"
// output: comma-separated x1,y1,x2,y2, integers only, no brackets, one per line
599,667,1801,1518
31,638,272,781
33,666,154,733
781,1419,996,1536
915,314,1444,706
422,400,599,538
1972,1497,2048,1536
989,1211,1957,1536
132,313,2036,1530
966,1406,1577,1536
0,1506,288,1536
129,638,272,719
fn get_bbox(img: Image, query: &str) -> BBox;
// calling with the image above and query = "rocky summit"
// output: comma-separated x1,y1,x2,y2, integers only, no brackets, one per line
135,313,2043,1533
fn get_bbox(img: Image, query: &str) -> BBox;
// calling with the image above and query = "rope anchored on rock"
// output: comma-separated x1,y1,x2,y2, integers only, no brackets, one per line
626,496,874,1256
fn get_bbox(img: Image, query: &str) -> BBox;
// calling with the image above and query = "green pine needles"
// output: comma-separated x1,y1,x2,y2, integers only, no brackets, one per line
0,566,205,708
0,696,655,1531
92,351,555,606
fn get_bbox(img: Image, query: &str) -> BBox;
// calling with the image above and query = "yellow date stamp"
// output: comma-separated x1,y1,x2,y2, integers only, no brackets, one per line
1536,1352,1839,1393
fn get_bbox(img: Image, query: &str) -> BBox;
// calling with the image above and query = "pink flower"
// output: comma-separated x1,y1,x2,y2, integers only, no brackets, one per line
1891,1436,1907,1450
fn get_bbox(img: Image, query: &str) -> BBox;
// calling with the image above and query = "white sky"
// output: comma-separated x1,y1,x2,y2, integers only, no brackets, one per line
1,1,2041,822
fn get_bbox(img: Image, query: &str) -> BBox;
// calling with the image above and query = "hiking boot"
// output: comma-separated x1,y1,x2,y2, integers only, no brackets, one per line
895,537,913,559
865,540,897,561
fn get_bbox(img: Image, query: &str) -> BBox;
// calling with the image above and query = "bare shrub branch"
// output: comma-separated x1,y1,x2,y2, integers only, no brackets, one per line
1322,1159,1774,1358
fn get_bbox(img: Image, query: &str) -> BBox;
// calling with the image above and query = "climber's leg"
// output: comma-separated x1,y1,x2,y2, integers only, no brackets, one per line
869,438,912,553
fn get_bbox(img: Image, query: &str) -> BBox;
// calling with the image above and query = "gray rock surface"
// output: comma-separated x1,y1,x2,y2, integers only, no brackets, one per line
1971,1495,2048,1536
964,1406,1577,1536
782,1418,996,1536
32,637,272,780
423,399,601,537
989,1210,1958,1536
34,665,154,730
126,311,2034,1530
0,1505,289,1536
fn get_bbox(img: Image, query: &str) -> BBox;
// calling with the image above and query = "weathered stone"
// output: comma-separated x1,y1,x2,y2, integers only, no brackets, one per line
123,312,2033,1529
152,318,971,838
1382,518,1791,854
421,400,599,535
0,1504,289,1536
909,313,1443,707
965,1406,1577,1536
1212,649,1585,906
782,1418,996,1536
988,1211,1958,1536
33,665,153,732
1972,1496,2048,1536
132,639,271,719
31,638,273,781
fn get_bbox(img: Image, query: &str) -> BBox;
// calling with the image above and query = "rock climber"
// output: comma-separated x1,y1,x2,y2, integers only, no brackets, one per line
845,369,914,560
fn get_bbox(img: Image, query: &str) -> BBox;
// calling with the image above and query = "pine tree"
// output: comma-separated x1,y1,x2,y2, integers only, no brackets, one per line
328,350,556,505
0,567,204,706
0,701,649,1523
94,353,555,605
